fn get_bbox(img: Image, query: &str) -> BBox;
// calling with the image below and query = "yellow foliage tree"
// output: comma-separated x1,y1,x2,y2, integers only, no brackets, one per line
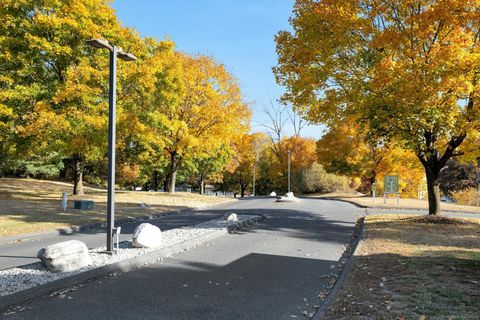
275,0,480,214
146,52,250,192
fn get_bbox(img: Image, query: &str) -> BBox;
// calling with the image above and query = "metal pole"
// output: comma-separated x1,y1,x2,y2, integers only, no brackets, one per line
253,162,256,197
106,46,117,253
287,150,291,193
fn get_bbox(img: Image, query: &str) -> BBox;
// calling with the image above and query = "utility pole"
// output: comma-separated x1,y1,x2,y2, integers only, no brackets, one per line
287,150,291,193
253,161,256,196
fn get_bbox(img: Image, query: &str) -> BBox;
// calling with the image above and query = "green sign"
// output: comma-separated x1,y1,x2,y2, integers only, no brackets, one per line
384,175,399,194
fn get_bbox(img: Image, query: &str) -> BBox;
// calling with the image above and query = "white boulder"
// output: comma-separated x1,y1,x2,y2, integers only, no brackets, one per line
37,240,92,273
132,223,162,248
269,191,277,197
224,212,238,222
276,192,300,202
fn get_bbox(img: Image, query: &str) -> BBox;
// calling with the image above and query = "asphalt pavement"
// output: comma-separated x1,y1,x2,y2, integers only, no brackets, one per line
0,209,226,270
2,197,361,319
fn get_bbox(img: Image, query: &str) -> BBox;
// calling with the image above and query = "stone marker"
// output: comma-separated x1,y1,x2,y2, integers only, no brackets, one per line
37,240,91,273
132,223,162,248
224,212,238,222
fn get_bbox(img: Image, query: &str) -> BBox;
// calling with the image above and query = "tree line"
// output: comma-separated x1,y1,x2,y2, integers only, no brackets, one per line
0,0,251,195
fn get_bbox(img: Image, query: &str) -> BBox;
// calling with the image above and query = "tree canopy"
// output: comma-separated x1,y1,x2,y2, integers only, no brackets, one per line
275,0,480,214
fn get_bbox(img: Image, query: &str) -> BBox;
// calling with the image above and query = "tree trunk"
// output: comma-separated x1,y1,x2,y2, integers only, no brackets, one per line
199,177,205,195
165,152,179,193
240,184,246,197
425,167,441,215
72,154,84,195
165,169,177,193
152,170,159,191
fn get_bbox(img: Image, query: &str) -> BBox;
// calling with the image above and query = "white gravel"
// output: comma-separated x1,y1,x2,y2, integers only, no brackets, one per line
0,215,260,297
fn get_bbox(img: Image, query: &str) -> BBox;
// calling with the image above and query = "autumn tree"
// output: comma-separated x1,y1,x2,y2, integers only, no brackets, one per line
275,0,480,214
1,0,142,194
192,145,233,195
225,134,258,197
148,53,250,193
316,120,387,188
254,135,317,194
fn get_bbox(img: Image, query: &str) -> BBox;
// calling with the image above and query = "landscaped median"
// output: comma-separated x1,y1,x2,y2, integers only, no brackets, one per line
320,214,480,319
0,214,263,311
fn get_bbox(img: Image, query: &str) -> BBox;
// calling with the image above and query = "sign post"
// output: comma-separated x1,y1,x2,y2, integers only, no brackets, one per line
383,175,399,204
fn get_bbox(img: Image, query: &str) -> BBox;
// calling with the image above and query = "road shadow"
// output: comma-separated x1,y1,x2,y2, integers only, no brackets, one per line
4,253,339,320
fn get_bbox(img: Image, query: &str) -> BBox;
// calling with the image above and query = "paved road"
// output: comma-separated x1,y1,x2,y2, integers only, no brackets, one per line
0,209,229,270
2,198,361,319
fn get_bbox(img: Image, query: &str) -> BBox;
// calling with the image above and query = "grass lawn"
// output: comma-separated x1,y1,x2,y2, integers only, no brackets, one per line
323,214,480,320
0,178,235,238
310,193,480,213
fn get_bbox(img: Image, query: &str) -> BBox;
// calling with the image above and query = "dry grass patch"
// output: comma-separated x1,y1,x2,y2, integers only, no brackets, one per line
0,178,234,238
323,214,480,320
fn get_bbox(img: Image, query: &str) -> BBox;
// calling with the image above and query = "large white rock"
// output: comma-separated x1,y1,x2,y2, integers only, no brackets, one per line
269,191,277,197
276,192,300,202
224,212,238,222
132,223,162,248
37,240,91,273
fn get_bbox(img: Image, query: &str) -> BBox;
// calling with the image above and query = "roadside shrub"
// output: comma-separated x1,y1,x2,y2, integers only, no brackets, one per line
439,159,479,196
297,162,350,194
0,159,63,179
453,188,480,207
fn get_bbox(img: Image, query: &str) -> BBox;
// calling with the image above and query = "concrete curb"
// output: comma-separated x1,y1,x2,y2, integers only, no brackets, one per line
302,197,368,209
313,197,480,215
312,216,366,320
0,215,264,311
0,200,236,245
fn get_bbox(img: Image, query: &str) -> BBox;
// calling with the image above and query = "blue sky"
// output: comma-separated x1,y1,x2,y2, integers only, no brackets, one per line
111,0,324,138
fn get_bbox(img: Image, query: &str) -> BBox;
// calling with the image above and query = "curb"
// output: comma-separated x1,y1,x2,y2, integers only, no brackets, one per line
313,197,480,215
0,200,236,245
302,197,368,209
0,215,264,311
312,216,366,320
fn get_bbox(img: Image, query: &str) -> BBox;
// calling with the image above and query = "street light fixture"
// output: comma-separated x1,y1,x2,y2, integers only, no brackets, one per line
86,38,137,253
287,150,291,193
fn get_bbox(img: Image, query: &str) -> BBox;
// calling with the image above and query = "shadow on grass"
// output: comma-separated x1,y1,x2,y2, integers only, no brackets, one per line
323,251,480,320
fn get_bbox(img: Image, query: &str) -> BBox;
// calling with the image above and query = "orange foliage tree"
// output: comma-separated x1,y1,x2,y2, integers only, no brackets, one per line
275,0,480,214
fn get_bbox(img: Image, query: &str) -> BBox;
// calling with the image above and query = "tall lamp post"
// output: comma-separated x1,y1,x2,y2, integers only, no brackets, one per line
86,39,137,253
287,150,291,193
252,162,256,197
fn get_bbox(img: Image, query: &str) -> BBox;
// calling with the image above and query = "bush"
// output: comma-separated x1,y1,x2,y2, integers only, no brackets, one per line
439,159,479,196
0,159,63,179
297,162,350,194
453,188,480,207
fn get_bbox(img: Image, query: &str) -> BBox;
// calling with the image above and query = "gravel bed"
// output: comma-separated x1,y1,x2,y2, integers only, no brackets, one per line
0,215,259,296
